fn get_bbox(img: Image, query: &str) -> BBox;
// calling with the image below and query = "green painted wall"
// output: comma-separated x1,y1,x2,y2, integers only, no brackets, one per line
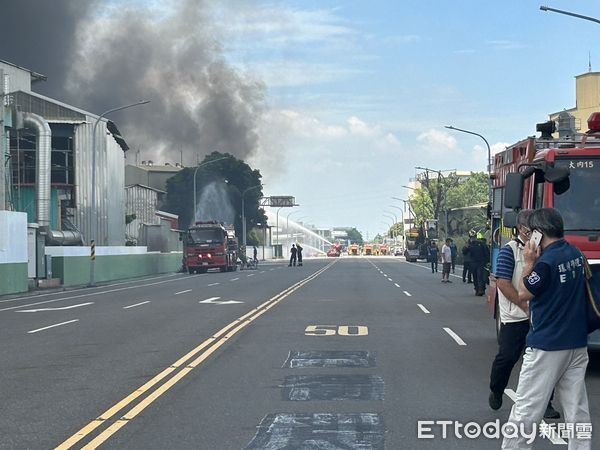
14,187,59,228
0,263,29,295
51,253,183,287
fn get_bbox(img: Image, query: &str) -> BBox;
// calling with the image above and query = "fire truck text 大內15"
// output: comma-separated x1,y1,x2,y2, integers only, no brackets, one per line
488,112,600,349
183,221,238,274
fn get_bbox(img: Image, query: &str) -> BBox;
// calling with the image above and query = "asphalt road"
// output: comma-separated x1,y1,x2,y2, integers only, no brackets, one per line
1,257,599,449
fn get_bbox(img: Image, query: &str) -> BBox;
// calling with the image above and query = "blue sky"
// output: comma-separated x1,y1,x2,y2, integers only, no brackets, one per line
215,0,597,239
151,1,599,239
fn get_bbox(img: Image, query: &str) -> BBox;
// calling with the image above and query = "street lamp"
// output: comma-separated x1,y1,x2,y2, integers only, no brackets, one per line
241,184,263,250
89,99,150,286
540,6,600,25
392,196,414,228
444,125,492,197
383,213,397,239
193,155,232,221
389,205,405,246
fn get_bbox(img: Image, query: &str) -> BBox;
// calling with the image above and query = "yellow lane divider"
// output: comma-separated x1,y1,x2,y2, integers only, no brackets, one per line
56,261,336,449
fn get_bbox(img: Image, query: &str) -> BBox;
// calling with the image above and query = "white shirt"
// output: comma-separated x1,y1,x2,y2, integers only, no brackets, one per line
441,244,452,263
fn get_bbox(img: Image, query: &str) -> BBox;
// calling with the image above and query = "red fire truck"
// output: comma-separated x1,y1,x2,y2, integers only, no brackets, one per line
327,243,342,257
488,112,600,347
183,221,238,274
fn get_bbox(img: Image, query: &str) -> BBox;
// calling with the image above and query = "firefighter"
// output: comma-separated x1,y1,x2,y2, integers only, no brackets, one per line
297,243,303,266
289,244,297,267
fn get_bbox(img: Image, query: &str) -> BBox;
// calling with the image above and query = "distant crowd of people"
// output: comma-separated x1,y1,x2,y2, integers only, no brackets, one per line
426,232,489,295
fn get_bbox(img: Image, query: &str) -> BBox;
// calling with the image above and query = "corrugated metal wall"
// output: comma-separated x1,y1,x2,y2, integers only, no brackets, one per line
74,119,125,246
125,185,160,240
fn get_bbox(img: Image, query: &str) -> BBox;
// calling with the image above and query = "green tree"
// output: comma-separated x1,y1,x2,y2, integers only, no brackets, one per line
409,188,434,228
410,171,488,231
445,172,489,209
387,222,404,238
346,227,364,245
163,151,266,243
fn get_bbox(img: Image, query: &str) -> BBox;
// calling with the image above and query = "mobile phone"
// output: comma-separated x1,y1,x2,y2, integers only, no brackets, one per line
531,230,543,247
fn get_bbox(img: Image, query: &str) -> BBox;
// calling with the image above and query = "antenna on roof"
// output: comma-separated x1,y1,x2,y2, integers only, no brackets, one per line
589,51,592,72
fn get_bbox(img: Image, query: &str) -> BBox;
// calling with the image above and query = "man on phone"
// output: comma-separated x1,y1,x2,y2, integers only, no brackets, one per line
502,208,590,449
488,209,559,419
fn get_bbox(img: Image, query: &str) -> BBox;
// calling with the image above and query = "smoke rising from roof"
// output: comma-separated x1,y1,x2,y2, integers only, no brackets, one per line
2,0,266,165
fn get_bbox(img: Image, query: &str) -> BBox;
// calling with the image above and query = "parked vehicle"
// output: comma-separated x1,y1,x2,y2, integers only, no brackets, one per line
488,112,600,348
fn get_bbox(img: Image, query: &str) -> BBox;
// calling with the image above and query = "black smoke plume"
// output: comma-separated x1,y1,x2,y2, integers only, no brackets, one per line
1,0,265,165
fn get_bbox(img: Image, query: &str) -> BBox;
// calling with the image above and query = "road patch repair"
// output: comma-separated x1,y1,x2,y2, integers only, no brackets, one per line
281,375,384,401
245,413,385,449
282,350,375,368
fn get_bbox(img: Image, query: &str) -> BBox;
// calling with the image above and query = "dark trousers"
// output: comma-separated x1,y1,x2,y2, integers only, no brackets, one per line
462,262,472,282
472,264,486,292
289,255,296,266
430,260,438,272
490,320,530,396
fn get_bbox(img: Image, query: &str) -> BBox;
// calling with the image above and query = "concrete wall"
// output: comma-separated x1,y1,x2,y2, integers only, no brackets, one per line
51,251,183,287
0,211,29,295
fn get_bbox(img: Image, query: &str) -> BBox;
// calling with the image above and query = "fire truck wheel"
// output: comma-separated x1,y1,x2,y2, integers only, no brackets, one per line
220,266,227,273
188,267,195,274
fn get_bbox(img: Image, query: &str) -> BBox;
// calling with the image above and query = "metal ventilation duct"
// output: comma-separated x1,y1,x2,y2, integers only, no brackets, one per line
22,112,51,227
557,111,577,138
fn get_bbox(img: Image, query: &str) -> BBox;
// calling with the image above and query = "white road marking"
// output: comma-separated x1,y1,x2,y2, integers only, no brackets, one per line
269,268,275,271
16,302,93,313
387,278,393,282
443,327,467,346
247,274,255,277
394,283,401,288
207,282,220,287
403,291,412,297
417,304,430,314
0,275,202,313
383,274,387,277
402,260,462,279
504,389,567,445
174,289,192,295
28,319,79,334
230,277,240,281
123,301,150,309
199,297,244,305
260,271,266,274
0,272,180,304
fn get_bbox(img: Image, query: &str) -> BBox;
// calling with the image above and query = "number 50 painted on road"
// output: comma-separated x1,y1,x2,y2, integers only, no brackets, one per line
305,325,368,336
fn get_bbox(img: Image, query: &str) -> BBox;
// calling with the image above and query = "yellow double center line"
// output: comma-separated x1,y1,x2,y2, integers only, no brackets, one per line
56,261,336,449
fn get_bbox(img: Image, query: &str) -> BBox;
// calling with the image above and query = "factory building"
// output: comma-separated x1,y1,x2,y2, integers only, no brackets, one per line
1,59,128,246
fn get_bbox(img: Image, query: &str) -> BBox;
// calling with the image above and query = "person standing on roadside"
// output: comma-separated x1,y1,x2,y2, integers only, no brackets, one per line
502,208,590,450
428,240,439,273
462,233,474,283
488,209,559,419
289,244,297,267
297,243,303,266
471,232,489,296
441,238,452,283
449,239,458,274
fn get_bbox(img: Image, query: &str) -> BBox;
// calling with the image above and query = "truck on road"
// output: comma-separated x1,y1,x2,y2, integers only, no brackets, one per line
488,112,600,348
183,221,238,274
